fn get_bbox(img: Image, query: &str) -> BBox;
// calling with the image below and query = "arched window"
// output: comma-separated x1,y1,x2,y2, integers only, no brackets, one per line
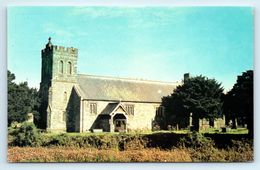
59,60,64,74
62,111,66,122
67,62,72,74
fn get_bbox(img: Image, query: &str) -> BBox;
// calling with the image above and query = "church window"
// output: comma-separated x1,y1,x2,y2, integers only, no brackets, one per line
59,60,64,74
67,62,72,74
125,104,134,115
156,106,164,117
62,111,66,122
90,103,97,114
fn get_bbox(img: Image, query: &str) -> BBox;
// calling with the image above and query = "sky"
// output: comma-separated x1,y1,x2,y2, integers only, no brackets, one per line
8,6,253,91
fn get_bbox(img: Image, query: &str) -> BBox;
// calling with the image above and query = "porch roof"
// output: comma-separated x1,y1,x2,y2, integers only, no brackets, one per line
100,103,128,116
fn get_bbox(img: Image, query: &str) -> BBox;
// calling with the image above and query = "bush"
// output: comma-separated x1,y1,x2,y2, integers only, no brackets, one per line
178,132,213,149
118,135,148,150
178,132,222,161
177,132,253,162
8,122,40,147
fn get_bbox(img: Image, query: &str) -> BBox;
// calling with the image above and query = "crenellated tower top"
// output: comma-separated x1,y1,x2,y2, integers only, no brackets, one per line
40,37,78,84
42,37,78,56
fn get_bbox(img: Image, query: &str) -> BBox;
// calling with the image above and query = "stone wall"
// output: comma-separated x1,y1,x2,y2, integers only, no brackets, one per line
126,102,159,131
52,48,77,83
67,88,81,132
47,81,76,132
81,100,160,132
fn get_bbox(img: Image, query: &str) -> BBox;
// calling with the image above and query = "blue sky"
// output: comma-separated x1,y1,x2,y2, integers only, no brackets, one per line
8,7,253,91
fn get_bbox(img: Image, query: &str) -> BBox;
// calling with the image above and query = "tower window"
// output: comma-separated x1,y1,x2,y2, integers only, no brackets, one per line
68,62,72,75
59,60,64,74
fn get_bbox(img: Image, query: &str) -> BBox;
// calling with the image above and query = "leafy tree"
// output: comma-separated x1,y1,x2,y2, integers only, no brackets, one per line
8,70,40,126
224,70,253,137
162,75,224,131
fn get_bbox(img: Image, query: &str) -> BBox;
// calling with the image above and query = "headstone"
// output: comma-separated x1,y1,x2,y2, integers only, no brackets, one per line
189,112,193,126
27,113,34,123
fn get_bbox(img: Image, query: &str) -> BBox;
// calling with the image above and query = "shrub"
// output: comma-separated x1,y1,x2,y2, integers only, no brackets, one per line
119,135,148,150
177,132,253,162
178,132,213,149
9,122,40,147
178,132,222,162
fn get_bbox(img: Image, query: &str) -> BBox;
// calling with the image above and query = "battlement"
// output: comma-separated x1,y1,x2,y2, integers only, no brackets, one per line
52,45,78,54
42,45,78,55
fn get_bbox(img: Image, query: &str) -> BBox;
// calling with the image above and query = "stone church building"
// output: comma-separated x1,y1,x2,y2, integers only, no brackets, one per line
39,38,181,132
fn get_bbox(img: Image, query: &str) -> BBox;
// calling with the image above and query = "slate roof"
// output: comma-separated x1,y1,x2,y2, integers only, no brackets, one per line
76,74,180,103
100,103,119,115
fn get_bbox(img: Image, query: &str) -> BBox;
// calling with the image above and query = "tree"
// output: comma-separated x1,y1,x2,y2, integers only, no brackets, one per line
8,70,40,126
162,75,224,131
224,70,253,137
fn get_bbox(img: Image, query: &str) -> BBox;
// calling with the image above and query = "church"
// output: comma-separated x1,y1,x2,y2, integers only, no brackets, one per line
39,38,181,133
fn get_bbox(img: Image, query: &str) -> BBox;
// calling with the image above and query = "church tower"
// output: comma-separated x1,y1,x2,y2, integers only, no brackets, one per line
40,38,78,132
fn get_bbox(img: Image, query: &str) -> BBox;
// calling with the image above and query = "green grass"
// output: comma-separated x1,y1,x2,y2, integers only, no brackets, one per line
224,128,248,134
199,127,248,134
150,128,248,135
41,128,248,137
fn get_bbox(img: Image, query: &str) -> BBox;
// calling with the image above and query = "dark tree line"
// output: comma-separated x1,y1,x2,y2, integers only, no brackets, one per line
8,70,40,126
223,70,253,137
160,70,253,136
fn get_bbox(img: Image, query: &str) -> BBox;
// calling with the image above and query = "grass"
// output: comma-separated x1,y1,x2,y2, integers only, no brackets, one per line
199,128,248,134
42,128,248,137
39,126,249,139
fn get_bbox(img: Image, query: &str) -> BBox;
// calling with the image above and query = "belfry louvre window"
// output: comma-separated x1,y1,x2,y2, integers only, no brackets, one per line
90,103,97,114
59,60,64,74
156,106,164,117
125,104,134,115
67,62,72,74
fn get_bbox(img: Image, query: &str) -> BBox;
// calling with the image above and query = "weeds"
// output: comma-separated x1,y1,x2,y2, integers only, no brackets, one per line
8,129,253,162
8,147,192,162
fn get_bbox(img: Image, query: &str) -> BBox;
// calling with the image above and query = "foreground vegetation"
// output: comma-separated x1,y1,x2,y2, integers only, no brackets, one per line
8,122,253,162
8,140,253,162
8,147,192,162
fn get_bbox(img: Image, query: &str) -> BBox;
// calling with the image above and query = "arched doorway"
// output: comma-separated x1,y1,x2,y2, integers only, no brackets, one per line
113,113,127,132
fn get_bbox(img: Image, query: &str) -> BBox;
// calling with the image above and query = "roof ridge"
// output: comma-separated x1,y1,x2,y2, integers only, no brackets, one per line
77,73,180,85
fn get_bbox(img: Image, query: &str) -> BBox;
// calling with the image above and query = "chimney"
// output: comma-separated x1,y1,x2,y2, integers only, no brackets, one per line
184,73,190,83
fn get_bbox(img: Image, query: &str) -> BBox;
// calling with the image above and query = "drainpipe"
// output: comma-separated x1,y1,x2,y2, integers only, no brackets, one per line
110,114,114,132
